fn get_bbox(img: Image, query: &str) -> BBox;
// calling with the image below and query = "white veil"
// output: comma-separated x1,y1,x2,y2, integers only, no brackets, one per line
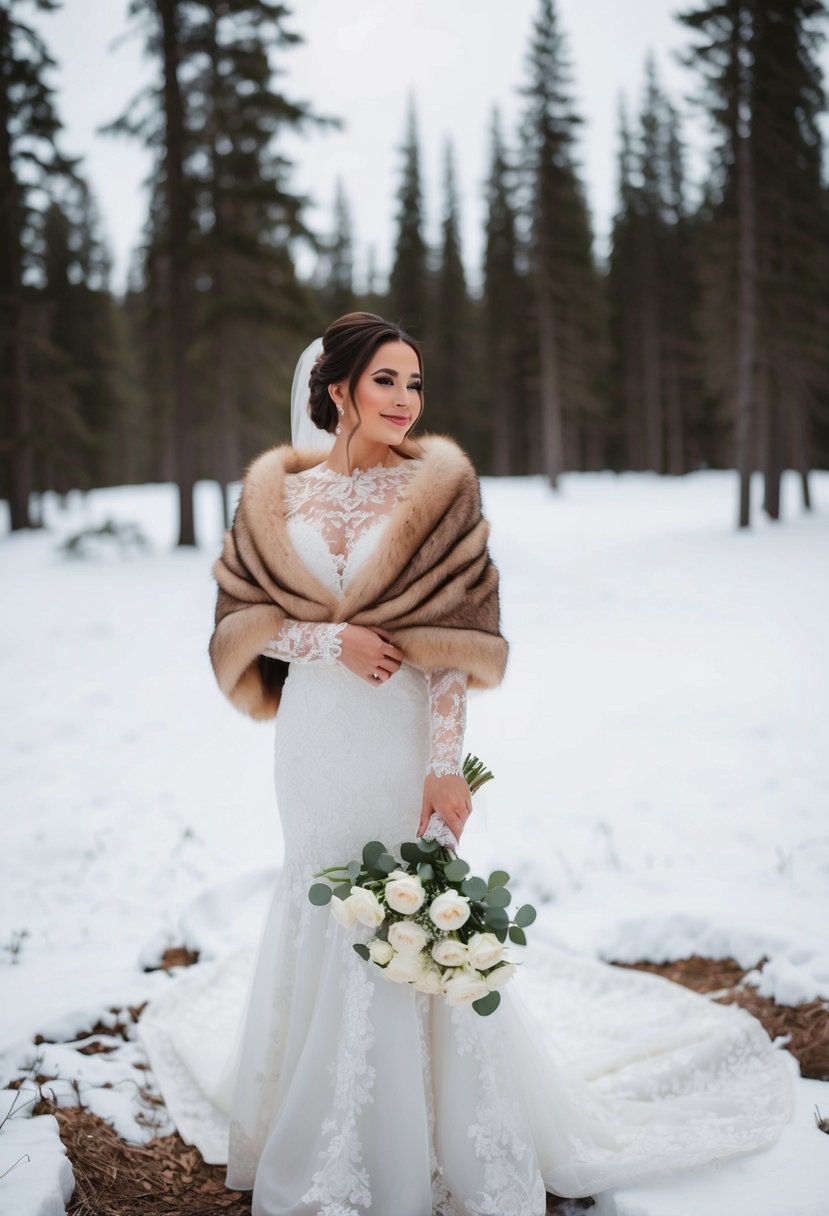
290,336,335,453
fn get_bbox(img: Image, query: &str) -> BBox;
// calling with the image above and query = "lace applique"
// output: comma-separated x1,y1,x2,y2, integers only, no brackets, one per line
416,994,465,1216
261,620,347,664
284,460,419,580
450,1005,547,1216
299,936,377,1213
426,668,468,779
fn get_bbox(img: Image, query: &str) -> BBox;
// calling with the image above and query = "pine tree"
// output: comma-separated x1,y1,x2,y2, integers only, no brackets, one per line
106,0,334,540
429,138,470,442
483,107,525,474
607,59,704,475
316,178,355,320
0,0,78,528
388,94,429,338
678,0,829,526
518,0,608,485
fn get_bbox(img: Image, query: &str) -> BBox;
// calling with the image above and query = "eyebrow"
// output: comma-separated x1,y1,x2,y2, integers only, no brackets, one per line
371,367,422,378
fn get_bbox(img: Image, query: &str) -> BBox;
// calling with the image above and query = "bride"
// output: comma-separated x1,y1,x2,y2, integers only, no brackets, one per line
136,312,795,1215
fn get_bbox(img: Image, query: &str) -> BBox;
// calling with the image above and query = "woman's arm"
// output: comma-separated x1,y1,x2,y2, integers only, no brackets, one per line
261,620,347,665
261,621,406,679
417,668,473,846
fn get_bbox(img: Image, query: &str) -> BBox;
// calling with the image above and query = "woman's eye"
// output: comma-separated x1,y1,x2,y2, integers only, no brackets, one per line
374,377,422,391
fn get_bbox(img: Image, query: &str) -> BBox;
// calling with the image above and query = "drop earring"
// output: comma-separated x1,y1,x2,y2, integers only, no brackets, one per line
335,404,343,436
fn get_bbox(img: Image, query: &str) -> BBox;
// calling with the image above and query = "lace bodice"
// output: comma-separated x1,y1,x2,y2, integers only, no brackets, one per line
259,460,467,785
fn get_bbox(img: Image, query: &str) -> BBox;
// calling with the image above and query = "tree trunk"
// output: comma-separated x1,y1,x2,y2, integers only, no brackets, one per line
158,0,197,546
641,283,662,472
734,6,757,529
665,348,685,475
790,374,812,511
491,333,512,476
535,275,564,489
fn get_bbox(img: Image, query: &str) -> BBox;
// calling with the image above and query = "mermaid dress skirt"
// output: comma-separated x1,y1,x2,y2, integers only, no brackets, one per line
136,463,795,1215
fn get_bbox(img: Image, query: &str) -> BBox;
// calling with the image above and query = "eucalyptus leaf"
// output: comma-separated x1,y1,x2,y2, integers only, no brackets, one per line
346,859,361,882
488,870,510,888
509,925,527,946
376,852,397,874
485,885,511,908
444,859,470,882
461,876,488,901
308,883,333,906
333,882,352,900
417,862,434,882
362,840,387,867
514,904,537,928
493,926,508,943
353,943,371,961
472,990,501,1016
418,836,440,853
400,841,425,864
483,906,509,930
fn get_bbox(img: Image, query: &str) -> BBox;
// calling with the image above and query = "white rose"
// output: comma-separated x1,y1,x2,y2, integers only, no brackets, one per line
384,870,426,914
348,885,385,928
431,937,469,967
443,966,490,1007
330,893,359,928
368,938,394,966
414,965,444,994
484,962,517,989
385,951,425,984
466,932,505,970
427,890,471,931
387,919,430,957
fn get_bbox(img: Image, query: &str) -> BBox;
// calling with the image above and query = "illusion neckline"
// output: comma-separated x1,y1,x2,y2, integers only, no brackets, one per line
306,459,419,480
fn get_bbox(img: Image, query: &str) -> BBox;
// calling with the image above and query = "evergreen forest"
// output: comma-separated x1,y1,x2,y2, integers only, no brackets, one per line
2,0,828,542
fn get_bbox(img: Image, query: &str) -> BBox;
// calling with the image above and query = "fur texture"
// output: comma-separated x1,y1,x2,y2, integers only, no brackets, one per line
209,432,509,719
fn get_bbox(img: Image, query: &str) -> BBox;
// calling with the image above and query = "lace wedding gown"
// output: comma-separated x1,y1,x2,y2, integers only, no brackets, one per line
136,458,795,1216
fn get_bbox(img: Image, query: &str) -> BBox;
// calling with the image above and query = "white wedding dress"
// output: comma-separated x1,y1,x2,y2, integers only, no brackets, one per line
136,458,795,1215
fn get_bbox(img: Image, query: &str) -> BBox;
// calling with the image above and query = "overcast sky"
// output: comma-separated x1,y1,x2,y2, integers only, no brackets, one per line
31,0,829,296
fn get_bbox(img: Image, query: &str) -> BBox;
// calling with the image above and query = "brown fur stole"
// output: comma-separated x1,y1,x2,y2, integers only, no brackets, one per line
208,432,509,720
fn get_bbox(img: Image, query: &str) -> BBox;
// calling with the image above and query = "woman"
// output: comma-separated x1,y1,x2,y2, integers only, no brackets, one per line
137,313,794,1215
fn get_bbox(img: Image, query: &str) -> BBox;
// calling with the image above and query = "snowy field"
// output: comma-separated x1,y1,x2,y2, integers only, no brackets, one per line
1,467,828,1214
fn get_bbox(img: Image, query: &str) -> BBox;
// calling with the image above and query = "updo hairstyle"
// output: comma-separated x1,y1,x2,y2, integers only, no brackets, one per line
307,313,425,448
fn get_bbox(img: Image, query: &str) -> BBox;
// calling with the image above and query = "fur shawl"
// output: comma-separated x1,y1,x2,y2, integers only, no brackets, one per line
208,432,509,720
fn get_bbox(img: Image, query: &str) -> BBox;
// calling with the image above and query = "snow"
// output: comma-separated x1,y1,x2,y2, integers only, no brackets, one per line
1,467,827,1215
0,1090,74,1216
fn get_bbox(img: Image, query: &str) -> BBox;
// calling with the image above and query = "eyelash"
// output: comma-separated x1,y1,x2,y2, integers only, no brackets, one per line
375,377,423,391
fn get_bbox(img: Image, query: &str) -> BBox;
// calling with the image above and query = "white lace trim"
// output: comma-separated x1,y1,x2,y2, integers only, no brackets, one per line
261,620,347,664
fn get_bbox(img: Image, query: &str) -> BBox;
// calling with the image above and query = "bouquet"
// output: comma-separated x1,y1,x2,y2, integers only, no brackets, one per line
307,754,536,1016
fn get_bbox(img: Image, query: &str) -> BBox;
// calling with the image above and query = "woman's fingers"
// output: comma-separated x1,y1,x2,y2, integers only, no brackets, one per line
371,627,405,664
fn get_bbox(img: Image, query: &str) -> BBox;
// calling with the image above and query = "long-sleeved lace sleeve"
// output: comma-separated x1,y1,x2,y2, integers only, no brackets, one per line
421,667,468,850
425,667,468,779
260,620,347,665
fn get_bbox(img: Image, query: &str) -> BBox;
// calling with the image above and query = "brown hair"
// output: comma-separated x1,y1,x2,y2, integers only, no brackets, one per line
307,312,425,465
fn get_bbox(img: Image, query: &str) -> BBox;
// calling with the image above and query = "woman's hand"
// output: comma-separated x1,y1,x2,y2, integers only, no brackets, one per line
417,772,473,844
337,624,405,685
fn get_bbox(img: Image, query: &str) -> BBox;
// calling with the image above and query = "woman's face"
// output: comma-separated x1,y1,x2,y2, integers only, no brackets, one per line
332,340,423,442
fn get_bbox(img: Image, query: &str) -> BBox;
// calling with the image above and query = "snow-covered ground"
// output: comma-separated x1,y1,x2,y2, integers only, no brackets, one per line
1,468,827,1214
